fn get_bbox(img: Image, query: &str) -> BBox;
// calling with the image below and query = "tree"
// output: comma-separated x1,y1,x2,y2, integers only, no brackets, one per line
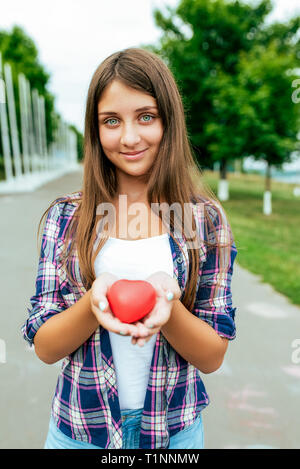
0,25,57,145
69,124,84,162
236,40,300,213
149,1,272,182
147,0,300,206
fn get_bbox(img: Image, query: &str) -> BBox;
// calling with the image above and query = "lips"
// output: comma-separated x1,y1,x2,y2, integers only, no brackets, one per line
120,148,148,160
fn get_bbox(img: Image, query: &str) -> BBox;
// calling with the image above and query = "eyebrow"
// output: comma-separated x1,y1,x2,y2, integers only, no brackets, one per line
98,106,158,116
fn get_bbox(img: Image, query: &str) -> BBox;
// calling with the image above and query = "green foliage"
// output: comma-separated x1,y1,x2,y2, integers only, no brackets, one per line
236,41,300,166
148,0,300,173
69,124,84,162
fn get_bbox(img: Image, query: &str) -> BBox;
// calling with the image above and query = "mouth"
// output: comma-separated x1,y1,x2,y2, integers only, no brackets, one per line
120,148,148,160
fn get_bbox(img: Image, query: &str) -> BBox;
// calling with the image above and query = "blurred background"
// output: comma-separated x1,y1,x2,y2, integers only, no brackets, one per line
0,0,300,449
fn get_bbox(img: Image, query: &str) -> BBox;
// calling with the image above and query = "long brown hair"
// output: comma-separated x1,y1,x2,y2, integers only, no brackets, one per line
37,48,234,312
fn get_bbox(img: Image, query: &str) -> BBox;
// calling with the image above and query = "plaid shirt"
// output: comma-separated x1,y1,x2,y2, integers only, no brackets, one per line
21,191,237,449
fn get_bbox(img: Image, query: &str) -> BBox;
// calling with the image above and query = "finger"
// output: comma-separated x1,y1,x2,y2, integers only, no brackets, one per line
131,336,138,346
101,315,129,335
135,321,151,337
144,308,170,330
96,307,132,336
92,273,118,307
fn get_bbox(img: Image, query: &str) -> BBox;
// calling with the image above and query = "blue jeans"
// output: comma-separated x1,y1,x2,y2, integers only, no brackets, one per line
44,408,204,449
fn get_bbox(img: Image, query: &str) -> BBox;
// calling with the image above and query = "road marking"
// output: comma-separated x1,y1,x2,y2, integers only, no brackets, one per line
246,302,292,319
281,365,300,378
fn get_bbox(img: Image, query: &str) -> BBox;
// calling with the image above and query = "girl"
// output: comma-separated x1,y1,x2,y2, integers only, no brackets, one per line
21,48,237,450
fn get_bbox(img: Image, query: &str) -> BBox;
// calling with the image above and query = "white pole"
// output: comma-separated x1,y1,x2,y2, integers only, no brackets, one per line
18,73,31,175
0,53,13,182
39,95,49,170
263,191,272,215
4,62,22,178
32,88,43,171
25,79,38,173
63,121,68,163
218,179,229,201
70,129,77,164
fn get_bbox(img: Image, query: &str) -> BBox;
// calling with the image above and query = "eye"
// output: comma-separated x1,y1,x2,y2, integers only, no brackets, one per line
140,114,155,123
104,118,119,126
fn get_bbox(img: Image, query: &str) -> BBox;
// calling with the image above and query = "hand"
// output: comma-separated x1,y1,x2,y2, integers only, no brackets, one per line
130,271,181,347
90,273,150,339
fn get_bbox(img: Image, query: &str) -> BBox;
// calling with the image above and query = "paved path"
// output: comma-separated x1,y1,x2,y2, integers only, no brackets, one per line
0,166,299,449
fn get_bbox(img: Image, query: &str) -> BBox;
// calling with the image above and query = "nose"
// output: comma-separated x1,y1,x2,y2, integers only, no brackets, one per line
120,123,141,147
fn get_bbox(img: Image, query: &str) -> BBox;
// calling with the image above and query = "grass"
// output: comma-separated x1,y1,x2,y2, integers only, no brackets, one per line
202,170,300,306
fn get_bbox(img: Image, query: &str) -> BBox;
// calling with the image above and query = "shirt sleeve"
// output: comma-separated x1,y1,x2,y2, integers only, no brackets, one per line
192,202,237,340
21,202,67,346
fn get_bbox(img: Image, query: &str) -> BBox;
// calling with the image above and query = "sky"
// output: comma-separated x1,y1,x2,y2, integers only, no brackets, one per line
0,0,300,133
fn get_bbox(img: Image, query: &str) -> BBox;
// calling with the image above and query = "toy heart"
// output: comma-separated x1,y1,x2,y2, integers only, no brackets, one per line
107,279,156,324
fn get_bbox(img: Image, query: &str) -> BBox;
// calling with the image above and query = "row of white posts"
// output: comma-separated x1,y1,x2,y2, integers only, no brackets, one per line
0,52,80,194
213,160,273,215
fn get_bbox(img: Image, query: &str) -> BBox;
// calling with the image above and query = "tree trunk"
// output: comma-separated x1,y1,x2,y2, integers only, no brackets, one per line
218,159,229,201
219,158,227,180
265,161,271,192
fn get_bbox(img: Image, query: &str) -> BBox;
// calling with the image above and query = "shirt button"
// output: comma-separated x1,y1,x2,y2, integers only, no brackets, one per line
177,256,183,264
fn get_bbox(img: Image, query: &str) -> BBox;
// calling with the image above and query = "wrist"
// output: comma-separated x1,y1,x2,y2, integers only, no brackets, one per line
162,299,180,331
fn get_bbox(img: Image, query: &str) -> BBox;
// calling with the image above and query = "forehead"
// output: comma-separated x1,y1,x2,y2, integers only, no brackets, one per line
98,80,157,111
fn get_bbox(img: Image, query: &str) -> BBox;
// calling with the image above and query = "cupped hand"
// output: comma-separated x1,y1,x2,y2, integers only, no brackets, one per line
130,271,182,346
90,272,150,339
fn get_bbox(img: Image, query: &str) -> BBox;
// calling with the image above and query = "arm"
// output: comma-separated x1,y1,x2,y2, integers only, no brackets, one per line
160,203,237,373
140,203,237,372
31,274,150,364
22,203,150,364
34,289,98,364
161,300,228,373
22,202,99,364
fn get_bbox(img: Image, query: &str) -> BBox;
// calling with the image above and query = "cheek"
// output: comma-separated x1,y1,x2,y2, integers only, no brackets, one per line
99,128,120,152
145,124,164,146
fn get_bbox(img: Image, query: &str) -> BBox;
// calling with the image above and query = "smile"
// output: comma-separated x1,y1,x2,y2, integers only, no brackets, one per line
120,149,148,160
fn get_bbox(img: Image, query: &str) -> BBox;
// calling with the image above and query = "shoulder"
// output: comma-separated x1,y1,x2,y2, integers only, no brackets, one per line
190,195,226,227
190,195,234,249
42,191,82,243
48,191,82,219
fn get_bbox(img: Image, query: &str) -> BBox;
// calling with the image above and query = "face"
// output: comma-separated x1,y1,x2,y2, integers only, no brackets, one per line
98,79,163,182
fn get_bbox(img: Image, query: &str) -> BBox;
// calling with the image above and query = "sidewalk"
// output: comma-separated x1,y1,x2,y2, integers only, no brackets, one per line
203,263,300,449
0,166,299,448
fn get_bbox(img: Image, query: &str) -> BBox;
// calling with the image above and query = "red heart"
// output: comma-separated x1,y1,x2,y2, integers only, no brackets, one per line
107,279,157,324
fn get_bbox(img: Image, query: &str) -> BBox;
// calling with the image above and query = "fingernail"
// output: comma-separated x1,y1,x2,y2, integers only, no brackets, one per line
99,301,107,311
147,324,154,329
166,291,174,301
119,331,126,336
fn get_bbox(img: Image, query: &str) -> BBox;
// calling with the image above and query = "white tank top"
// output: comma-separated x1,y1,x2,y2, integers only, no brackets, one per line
94,234,174,410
